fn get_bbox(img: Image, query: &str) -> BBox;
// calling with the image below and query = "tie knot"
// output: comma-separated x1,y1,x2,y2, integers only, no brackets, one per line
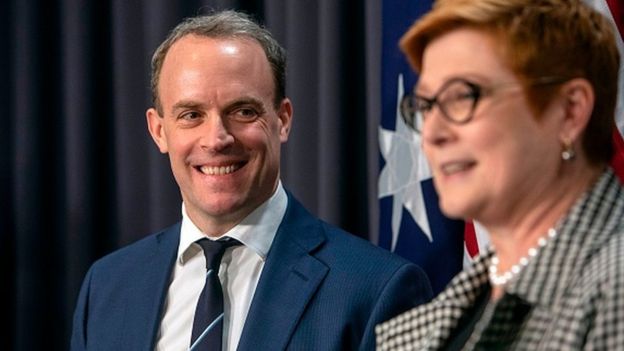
196,238,241,270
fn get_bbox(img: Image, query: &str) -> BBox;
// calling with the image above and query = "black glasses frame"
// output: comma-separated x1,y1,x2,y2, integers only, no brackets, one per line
400,76,568,133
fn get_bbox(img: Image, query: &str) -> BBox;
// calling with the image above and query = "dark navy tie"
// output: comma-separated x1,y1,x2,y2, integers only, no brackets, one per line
190,238,240,350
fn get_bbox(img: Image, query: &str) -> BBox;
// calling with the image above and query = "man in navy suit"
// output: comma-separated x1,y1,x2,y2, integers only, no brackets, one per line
70,10,432,351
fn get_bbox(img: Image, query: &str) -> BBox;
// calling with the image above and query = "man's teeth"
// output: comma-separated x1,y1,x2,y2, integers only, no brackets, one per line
199,164,240,175
441,162,472,174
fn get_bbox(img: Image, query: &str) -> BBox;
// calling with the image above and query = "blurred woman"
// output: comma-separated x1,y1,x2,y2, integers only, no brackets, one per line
376,0,624,349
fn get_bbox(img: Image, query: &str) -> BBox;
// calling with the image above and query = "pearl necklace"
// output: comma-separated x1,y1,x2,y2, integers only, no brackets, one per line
488,228,558,287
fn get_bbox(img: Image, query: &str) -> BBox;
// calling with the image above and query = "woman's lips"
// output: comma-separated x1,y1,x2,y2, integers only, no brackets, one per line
440,160,475,175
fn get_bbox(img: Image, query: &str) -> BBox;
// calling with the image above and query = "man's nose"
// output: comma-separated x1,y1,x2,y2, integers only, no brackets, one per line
199,114,235,152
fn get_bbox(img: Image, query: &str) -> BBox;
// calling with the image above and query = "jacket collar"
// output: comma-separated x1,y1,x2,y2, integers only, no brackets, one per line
508,169,623,307
236,192,328,350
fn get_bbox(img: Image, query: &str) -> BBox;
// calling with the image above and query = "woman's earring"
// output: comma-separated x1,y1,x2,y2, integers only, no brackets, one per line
561,140,576,161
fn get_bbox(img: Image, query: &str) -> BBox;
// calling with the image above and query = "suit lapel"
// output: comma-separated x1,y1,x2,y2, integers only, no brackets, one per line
120,223,180,351
237,195,328,351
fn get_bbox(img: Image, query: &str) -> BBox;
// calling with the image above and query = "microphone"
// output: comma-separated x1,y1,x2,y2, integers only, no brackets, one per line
188,313,224,351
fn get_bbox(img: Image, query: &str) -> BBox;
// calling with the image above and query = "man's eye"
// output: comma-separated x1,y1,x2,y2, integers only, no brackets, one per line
179,111,202,120
231,107,260,121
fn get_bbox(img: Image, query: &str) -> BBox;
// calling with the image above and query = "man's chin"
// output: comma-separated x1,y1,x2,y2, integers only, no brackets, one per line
184,191,242,212
200,199,246,217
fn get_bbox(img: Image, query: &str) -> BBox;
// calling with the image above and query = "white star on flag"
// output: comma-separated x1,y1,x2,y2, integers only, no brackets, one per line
378,74,433,251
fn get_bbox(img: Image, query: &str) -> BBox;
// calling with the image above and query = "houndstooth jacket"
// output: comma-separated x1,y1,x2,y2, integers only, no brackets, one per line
376,169,624,350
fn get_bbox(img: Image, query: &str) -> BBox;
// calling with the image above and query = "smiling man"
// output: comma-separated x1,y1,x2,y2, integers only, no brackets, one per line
70,10,431,351
148,33,289,237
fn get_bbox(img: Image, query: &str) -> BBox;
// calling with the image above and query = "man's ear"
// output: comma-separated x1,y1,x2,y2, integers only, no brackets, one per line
277,98,293,143
558,78,594,144
146,108,169,154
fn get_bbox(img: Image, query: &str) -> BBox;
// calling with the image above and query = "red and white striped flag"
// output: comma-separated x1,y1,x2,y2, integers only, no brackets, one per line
590,0,624,181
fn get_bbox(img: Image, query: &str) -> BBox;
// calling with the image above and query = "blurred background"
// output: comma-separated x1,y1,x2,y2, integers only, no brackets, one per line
2,0,623,350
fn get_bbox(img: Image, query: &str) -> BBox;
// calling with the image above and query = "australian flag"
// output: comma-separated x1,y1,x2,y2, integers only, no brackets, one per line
377,0,474,295
377,0,624,296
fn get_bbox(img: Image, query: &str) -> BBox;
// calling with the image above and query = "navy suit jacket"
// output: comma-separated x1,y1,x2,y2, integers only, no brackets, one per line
71,193,432,350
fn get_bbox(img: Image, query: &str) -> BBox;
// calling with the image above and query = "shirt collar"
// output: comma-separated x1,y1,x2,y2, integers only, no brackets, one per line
177,181,288,264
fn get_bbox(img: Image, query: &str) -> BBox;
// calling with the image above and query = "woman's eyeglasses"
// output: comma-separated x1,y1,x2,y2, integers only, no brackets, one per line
400,77,567,133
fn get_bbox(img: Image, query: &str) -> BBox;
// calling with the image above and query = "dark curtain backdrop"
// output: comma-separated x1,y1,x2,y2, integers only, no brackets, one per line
2,0,383,350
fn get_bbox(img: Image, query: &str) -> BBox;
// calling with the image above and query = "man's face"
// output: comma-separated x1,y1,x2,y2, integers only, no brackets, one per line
147,35,292,235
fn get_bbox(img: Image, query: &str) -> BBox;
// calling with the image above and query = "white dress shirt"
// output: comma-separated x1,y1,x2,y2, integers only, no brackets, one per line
156,182,288,351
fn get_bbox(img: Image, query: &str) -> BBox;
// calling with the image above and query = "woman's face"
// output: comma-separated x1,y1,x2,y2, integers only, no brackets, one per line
417,27,564,225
